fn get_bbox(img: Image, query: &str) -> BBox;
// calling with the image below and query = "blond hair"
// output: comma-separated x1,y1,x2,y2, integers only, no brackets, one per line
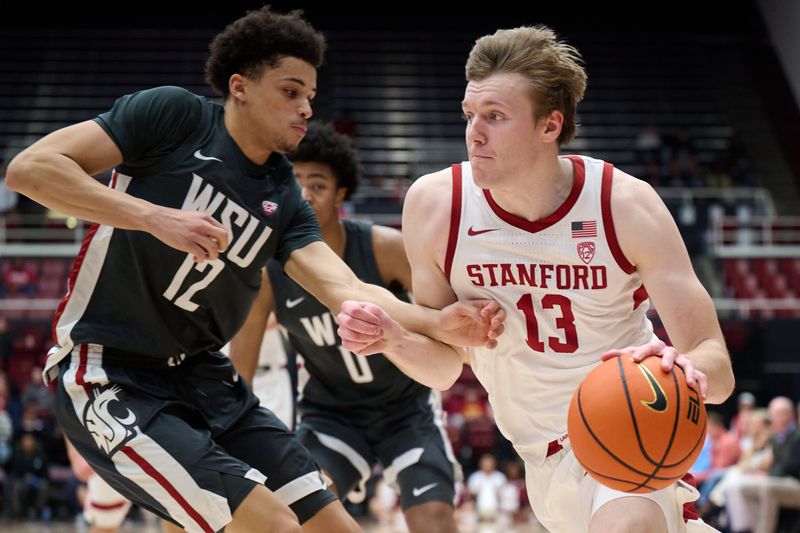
466,26,587,145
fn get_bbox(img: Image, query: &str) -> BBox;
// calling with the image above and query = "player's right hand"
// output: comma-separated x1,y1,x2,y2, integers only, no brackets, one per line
146,207,230,262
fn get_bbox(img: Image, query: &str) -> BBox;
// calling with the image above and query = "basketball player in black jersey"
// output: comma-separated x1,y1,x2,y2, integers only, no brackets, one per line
5,7,503,533
231,124,459,533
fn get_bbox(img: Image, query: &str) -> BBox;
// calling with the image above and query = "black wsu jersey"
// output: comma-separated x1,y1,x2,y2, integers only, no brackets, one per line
47,86,321,376
269,219,429,411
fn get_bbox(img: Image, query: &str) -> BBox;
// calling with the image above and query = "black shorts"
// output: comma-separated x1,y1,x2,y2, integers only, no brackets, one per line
296,392,458,510
53,344,336,532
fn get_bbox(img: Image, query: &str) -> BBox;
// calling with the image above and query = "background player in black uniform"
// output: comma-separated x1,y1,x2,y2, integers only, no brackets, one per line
5,6,504,533
231,124,459,533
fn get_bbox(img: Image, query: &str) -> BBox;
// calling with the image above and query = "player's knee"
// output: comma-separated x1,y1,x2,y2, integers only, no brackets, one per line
227,485,302,533
228,511,301,533
404,501,456,533
590,498,667,533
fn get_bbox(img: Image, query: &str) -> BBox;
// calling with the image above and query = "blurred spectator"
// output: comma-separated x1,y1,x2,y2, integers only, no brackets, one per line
724,396,800,533
9,432,49,519
333,109,358,139
0,396,11,466
0,370,21,434
1,257,38,297
692,412,741,504
15,332,42,360
730,391,756,441
21,366,53,415
467,453,506,521
16,400,51,441
0,317,12,371
462,388,487,421
498,460,530,526
705,154,734,188
706,408,772,513
635,125,663,165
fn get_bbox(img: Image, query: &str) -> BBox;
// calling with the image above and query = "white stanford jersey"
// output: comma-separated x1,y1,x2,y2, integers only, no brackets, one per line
446,155,655,464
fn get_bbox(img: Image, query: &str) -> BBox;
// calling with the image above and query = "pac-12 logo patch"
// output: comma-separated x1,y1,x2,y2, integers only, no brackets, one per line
577,241,595,264
262,201,279,215
83,385,137,455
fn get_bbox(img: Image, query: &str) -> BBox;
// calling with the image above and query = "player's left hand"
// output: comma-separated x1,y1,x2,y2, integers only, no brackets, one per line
438,300,505,349
336,300,400,355
601,339,708,400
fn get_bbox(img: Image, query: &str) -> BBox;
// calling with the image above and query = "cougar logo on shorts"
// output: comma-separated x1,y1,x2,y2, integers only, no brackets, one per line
83,385,138,455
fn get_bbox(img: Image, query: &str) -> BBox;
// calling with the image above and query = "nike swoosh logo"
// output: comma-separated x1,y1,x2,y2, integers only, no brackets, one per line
639,364,668,412
194,150,222,163
286,296,305,309
412,483,438,497
467,226,499,236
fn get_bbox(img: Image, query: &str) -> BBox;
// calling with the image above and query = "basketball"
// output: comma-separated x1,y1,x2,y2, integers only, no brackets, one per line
567,355,707,493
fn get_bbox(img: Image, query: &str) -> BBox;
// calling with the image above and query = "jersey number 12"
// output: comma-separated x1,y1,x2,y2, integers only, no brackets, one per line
163,255,225,312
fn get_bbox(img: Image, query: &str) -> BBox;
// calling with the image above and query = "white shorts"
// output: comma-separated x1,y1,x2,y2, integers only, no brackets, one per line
84,474,132,529
523,439,717,533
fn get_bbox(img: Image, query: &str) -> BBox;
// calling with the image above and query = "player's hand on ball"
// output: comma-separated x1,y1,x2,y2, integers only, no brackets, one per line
601,339,708,400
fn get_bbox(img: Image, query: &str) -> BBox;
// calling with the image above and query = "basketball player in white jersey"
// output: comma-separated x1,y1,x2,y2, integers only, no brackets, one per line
336,26,735,533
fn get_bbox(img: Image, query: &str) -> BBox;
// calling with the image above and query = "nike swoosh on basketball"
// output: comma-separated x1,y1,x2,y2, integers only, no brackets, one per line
412,483,438,497
193,149,223,163
286,296,305,309
467,226,498,236
639,364,668,412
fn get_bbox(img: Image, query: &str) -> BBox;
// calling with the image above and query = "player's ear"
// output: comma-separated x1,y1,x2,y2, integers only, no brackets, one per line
541,109,564,144
335,187,348,208
229,74,247,102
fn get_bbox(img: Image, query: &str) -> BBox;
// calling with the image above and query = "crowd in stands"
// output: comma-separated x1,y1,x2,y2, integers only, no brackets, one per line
690,392,800,533
635,126,760,189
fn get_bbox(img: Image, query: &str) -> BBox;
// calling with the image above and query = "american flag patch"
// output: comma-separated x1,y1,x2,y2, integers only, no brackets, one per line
571,221,597,238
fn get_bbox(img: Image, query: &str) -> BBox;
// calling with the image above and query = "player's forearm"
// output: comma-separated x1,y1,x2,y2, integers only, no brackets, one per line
6,151,157,231
686,338,734,404
382,328,464,390
327,279,441,340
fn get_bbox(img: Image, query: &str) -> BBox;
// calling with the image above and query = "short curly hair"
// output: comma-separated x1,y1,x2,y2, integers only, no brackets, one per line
205,6,326,98
289,123,361,200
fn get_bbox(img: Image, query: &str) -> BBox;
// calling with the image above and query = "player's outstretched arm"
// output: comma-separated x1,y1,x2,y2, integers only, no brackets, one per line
230,268,276,383
6,121,228,262
600,169,734,404
284,241,503,352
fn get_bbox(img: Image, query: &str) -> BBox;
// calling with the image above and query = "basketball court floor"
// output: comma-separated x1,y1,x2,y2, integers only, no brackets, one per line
0,517,548,533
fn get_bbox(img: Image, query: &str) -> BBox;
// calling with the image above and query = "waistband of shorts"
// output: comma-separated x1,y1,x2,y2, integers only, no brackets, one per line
52,343,200,374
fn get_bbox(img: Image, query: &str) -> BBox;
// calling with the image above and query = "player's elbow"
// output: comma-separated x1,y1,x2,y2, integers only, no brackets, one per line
4,153,33,193
430,355,463,391
5,150,45,195
438,371,461,391
707,354,736,405
715,365,736,404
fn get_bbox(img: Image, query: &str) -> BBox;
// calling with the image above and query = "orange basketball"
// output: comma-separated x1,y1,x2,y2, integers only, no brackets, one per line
567,354,707,493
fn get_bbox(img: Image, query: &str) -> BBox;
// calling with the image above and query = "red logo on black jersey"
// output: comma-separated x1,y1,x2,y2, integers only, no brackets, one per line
577,241,595,264
262,201,278,216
